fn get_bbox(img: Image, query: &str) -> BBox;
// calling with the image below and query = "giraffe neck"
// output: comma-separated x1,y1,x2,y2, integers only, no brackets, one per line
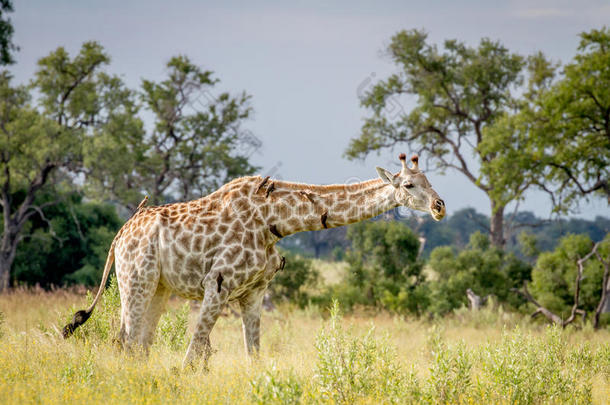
267,178,398,237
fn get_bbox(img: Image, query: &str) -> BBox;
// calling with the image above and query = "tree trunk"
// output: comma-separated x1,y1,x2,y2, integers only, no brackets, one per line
466,288,487,310
490,202,505,248
0,227,18,292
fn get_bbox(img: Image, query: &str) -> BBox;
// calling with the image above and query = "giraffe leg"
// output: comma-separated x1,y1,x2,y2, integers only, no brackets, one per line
116,260,160,353
239,289,265,357
139,282,171,348
182,273,229,370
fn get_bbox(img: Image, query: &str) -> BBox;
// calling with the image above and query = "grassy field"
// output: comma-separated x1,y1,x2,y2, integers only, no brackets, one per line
0,286,609,404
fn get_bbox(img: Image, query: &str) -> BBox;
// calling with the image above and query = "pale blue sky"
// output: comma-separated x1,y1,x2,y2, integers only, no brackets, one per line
9,0,610,219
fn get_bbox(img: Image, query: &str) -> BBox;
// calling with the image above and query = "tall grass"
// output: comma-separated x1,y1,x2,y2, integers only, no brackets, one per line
0,289,609,404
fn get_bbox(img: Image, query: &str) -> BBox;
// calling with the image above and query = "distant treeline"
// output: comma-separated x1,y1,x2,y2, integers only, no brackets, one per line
280,208,610,260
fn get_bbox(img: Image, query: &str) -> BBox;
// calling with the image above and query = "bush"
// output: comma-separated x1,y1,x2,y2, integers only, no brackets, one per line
426,231,531,315
62,275,121,341
269,250,318,306
250,365,304,405
155,302,191,351
313,301,410,404
12,193,122,287
337,220,425,314
425,328,472,403
478,326,593,404
529,233,606,320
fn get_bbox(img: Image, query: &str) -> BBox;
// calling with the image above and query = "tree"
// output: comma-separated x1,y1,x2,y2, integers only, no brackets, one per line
0,42,140,290
346,29,554,247
527,234,606,324
535,27,610,211
11,192,121,287
134,55,259,205
0,0,17,65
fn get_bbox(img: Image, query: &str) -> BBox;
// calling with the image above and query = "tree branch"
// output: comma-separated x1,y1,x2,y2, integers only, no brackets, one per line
593,247,609,329
513,242,601,329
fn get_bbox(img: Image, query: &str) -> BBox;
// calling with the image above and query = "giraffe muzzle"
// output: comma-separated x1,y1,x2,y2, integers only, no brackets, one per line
431,199,446,221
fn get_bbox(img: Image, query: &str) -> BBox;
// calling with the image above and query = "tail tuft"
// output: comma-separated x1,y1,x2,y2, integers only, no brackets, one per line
62,309,92,339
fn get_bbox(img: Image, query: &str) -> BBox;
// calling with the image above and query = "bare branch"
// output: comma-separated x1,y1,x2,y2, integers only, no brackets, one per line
26,204,64,244
593,247,609,329
511,281,563,325
513,242,601,329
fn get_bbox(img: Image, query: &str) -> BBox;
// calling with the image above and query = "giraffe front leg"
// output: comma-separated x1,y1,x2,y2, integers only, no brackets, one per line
182,272,229,371
239,289,265,357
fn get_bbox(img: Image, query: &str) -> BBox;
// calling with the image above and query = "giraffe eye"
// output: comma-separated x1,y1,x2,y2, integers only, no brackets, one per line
404,183,414,189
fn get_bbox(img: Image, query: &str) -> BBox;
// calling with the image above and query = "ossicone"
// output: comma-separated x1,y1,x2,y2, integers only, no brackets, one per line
410,154,419,171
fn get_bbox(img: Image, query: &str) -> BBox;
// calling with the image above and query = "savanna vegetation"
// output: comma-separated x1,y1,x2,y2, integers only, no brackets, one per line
1,283,609,404
0,2,609,403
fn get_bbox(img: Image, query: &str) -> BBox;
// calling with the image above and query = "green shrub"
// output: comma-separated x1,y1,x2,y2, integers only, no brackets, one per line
424,329,472,403
250,365,303,405
426,231,531,316
155,302,190,351
12,193,121,287
62,274,121,341
313,300,410,404
339,220,425,314
478,326,593,404
270,250,318,306
530,233,606,320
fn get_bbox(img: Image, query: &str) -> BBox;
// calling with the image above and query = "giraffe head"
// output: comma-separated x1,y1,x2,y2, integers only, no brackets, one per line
376,153,446,221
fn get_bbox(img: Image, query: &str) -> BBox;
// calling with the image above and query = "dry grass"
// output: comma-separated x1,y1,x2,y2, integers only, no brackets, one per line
311,259,348,286
0,288,609,404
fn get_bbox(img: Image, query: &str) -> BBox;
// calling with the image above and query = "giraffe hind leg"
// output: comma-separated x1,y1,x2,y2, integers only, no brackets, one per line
239,289,265,357
116,261,161,353
139,282,171,348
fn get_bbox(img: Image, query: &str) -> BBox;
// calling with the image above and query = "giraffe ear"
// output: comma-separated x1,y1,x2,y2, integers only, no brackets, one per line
376,167,399,188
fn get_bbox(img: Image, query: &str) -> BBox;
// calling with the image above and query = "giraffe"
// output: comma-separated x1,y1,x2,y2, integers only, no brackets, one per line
63,153,445,369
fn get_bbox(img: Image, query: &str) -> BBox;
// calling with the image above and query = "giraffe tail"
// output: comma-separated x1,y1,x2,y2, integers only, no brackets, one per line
62,241,116,339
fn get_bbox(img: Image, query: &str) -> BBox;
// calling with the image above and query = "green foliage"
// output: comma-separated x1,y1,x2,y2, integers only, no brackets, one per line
250,365,304,405
270,250,318,305
425,328,472,403
488,27,610,213
136,55,259,204
65,275,121,341
0,0,17,65
11,193,121,287
530,233,606,319
334,220,426,314
345,29,548,246
313,301,409,404
426,231,531,315
478,327,592,404
1,40,261,288
537,27,610,210
518,230,540,261
0,40,142,289
155,302,190,352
